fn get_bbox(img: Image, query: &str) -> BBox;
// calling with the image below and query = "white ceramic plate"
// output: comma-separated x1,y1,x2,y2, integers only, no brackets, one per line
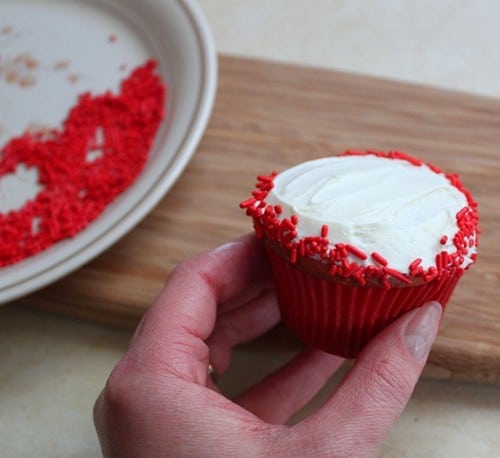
0,0,217,303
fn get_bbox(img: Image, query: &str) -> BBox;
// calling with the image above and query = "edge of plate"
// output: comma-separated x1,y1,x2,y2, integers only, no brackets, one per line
0,0,218,304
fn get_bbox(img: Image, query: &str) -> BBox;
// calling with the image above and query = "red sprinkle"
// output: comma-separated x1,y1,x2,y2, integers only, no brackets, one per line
384,267,412,285
299,239,306,257
240,198,256,209
440,235,448,245
371,252,388,267
346,243,368,260
409,258,422,271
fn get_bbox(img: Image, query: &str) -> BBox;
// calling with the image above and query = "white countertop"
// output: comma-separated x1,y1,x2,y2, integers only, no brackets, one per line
1,1,500,456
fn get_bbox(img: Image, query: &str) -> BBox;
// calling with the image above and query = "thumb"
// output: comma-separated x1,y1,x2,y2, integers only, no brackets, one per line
293,301,442,457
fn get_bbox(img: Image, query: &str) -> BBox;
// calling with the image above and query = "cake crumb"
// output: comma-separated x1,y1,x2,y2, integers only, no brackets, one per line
5,69,17,83
19,75,36,88
23,54,38,70
54,59,70,71
0,25,12,35
67,73,80,84
26,123,55,140
0,52,39,88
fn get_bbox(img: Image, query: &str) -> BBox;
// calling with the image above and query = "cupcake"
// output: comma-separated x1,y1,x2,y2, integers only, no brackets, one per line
240,150,479,358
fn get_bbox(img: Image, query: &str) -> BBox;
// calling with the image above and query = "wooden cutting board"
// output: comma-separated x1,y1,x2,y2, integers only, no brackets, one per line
20,55,500,384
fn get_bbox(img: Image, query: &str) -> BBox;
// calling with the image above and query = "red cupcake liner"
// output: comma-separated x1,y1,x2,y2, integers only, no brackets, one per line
266,245,459,358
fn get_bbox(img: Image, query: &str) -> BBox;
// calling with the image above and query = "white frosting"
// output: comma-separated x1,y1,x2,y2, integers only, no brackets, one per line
266,155,475,272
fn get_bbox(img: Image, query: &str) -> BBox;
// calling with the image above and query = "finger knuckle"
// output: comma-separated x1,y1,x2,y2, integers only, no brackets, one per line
365,357,414,408
101,359,140,416
168,261,190,282
170,260,221,299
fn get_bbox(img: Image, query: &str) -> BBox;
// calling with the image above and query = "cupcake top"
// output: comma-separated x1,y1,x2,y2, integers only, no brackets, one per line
241,151,479,288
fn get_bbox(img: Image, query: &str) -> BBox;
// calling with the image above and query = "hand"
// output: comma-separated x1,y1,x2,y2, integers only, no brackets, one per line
94,234,442,457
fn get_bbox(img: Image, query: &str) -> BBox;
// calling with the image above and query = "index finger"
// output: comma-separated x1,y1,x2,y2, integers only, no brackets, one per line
126,234,270,381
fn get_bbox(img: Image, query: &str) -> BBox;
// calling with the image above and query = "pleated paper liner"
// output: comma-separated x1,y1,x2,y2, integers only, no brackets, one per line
266,244,459,358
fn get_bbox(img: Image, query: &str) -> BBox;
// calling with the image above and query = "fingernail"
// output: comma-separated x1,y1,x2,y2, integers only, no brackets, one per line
404,301,442,360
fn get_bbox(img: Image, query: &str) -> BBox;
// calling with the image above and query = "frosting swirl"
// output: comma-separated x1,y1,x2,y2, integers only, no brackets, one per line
265,154,475,272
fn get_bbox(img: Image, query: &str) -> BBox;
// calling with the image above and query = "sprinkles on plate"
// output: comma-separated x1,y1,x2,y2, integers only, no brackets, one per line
0,60,166,267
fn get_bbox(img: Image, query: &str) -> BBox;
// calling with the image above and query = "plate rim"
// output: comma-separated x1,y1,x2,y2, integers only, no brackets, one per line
0,0,218,303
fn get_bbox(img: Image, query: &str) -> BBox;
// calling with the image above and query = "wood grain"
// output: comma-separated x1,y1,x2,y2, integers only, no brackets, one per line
19,55,500,384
